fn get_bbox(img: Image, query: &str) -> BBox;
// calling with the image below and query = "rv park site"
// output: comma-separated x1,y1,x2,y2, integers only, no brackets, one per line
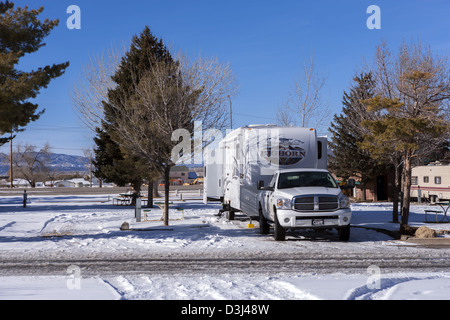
1,0,449,305
0,185,450,300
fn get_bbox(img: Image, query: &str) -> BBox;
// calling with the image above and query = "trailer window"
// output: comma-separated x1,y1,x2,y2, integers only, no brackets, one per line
423,176,429,183
411,176,418,185
435,176,442,184
278,172,338,189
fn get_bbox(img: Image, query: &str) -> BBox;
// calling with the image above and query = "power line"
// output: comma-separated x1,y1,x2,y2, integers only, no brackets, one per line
21,126,87,132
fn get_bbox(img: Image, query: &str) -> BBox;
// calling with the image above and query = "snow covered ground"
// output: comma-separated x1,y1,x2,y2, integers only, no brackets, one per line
0,192,449,300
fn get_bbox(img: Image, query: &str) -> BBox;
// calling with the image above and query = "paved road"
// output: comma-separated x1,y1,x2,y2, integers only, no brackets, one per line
1,251,449,276
0,185,203,197
0,187,130,197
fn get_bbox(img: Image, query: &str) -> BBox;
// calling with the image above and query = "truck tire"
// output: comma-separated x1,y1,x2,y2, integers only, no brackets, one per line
226,210,235,220
338,225,350,241
259,205,270,235
273,209,286,241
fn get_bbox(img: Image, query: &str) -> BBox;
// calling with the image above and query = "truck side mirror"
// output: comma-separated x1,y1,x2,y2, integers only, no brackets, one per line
340,179,355,190
257,180,264,190
347,179,355,188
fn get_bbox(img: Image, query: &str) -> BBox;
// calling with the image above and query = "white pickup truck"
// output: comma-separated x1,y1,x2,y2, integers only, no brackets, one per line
257,168,352,241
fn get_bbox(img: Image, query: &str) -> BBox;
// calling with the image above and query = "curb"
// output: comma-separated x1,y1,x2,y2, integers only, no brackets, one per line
353,225,450,246
400,235,450,246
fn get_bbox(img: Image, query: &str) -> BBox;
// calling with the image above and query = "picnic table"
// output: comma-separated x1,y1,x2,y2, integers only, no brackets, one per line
154,201,174,211
112,192,150,206
425,202,450,223
113,194,132,206
113,193,137,206
151,201,186,221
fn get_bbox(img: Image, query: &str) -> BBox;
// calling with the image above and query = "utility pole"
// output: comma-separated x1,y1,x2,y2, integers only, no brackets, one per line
228,95,233,130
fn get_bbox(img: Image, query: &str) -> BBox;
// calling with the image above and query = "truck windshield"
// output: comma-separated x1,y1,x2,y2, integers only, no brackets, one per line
278,172,338,189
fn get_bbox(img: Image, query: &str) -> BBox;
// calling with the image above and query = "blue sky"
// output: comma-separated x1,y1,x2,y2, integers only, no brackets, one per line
2,0,449,156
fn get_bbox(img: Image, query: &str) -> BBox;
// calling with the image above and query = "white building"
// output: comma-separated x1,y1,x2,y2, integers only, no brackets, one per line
411,162,450,201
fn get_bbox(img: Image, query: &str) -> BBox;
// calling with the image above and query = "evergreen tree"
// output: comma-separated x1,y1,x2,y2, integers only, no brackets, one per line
361,93,448,230
363,40,450,231
96,26,235,224
329,73,385,200
93,127,145,192
0,1,69,145
94,26,175,209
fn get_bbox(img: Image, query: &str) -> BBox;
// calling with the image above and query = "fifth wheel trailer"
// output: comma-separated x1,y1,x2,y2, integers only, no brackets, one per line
203,125,352,240
204,125,327,215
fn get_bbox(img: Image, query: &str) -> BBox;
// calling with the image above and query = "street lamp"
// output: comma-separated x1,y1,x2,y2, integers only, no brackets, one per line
228,95,232,130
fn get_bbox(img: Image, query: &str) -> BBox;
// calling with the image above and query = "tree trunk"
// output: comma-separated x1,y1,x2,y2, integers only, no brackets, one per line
361,174,367,201
147,180,154,208
131,180,142,206
400,151,412,231
392,161,402,223
163,167,170,226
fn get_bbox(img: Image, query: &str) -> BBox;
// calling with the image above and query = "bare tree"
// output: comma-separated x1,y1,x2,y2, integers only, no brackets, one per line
362,39,450,229
70,46,124,132
111,54,238,225
11,143,52,187
277,54,329,132
276,100,295,127
82,147,94,187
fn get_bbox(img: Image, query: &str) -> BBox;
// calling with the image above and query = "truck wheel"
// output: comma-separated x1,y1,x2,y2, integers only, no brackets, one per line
274,209,286,241
259,205,270,235
338,225,350,241
226,210,235,220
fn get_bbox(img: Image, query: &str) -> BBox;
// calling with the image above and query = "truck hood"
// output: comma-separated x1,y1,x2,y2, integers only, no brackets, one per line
276,187,343,198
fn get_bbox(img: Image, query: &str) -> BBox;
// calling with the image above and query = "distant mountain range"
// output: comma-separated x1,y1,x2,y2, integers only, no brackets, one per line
0,152,90,176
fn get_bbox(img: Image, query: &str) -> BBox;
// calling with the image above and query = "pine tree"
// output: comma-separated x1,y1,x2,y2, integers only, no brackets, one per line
93,127,145,193
94,26,176,215
98,26,235,225
361,93,448,231
0,1,69,145
329,73,386,200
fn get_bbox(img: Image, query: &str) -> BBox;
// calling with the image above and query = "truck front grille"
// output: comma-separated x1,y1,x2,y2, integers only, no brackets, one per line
293,195,339,212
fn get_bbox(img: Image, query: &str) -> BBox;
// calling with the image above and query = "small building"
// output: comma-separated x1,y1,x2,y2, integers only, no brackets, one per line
411,162,450,201
169,166,189,184
334,170,395,202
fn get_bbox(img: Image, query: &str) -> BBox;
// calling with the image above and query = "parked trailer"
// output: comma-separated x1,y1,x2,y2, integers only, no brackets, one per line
203,125,352,240
411,164,450,201
204,125,326,213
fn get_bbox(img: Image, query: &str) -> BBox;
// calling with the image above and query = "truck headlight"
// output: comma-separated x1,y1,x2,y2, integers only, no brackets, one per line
276,198,292,210
339,195,351,209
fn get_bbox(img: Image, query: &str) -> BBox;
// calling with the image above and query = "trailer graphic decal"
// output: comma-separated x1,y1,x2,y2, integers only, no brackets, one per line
263,138,306,166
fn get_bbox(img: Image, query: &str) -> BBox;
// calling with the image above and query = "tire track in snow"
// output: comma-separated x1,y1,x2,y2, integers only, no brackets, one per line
344,275,443,300
0,221,16,232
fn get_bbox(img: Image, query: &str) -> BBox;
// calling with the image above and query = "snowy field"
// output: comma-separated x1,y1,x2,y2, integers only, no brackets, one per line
0,191,449,300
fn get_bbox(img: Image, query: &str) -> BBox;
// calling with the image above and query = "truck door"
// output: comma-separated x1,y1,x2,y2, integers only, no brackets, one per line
264,173,277,220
